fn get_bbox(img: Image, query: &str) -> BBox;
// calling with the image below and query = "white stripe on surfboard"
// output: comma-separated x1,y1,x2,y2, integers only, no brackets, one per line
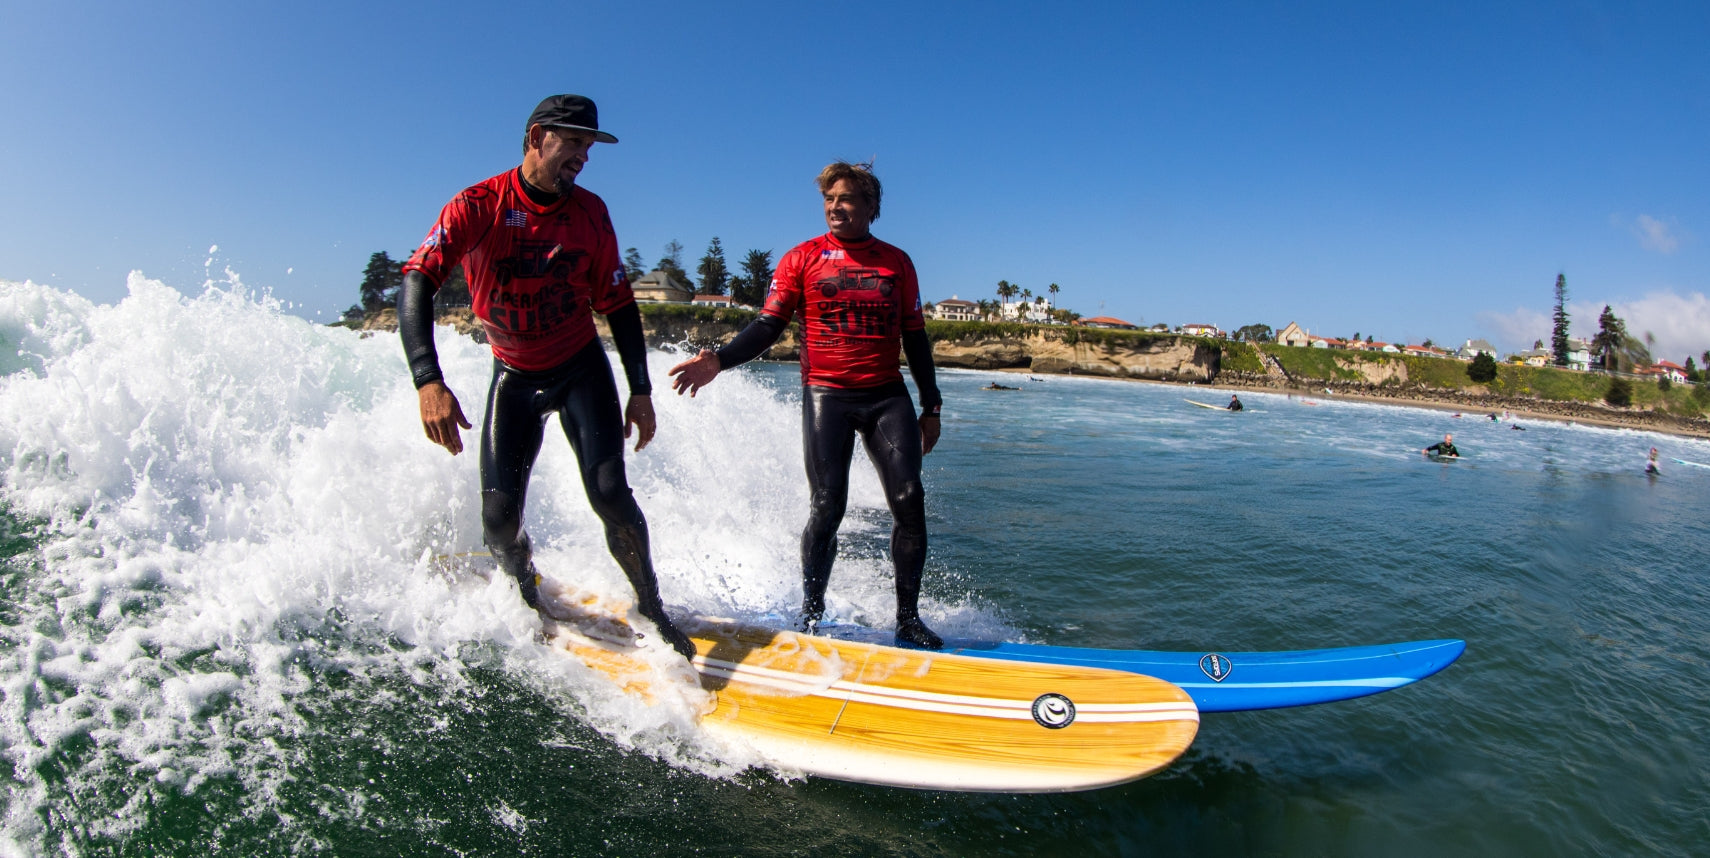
696,655,1191,713
695,656,1199,724
1171,677,1411,689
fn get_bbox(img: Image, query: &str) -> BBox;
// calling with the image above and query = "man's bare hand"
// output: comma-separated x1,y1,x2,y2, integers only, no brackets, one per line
667,349,722,396
920,413,941,455
625,395,657,451
418,381,472,455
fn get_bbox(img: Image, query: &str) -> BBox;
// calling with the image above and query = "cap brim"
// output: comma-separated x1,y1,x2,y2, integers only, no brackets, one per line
542,123,618,144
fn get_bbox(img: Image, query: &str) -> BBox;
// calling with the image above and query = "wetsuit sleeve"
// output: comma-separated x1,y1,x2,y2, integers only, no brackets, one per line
714,313,788,369
399,270,444,389
605,301,652,396
896,251,939,411
902,327,942,413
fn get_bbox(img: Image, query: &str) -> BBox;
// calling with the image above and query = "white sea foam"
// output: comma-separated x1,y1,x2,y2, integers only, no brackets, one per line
0,273,956,846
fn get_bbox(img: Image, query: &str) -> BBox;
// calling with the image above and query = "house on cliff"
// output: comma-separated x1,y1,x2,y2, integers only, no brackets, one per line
1457,339,1497,361
1639,361,1688,383
1277,321,1311,347
1080,316,1137,330
930,297,979,321
1179,323,1222,338
1403,344,1450,358
632,270,693,303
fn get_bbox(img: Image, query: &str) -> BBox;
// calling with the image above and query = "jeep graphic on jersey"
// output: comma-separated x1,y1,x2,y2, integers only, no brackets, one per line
761,233,925,389
403,169,632,372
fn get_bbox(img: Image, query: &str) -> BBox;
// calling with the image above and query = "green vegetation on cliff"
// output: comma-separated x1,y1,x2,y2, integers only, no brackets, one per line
1261,343,1706,417
635,303,757,325
1216,340,1265,374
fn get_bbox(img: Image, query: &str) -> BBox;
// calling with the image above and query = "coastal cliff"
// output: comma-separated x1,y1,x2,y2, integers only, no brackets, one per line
360,311,1224,382
354,308,1708,437
612,316,1223,382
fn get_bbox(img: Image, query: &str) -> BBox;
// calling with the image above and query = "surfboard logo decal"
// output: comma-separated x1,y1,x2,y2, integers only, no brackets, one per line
1031,693,1076,729
1199,654,1233,682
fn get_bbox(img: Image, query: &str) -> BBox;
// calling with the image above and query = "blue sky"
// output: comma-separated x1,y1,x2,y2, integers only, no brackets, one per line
4,1,1707,362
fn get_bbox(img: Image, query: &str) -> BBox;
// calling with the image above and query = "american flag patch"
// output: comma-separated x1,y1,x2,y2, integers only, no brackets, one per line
504,209,529,227
820,249,845,260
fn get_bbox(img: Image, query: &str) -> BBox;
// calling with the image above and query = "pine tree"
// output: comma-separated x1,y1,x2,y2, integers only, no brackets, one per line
696,237,730,295
359,251,403,313
730,248,774,307
433,265,471,310
655,240,690,287
1592,306,1652,373
623,247,646,282
1551,274,1570,367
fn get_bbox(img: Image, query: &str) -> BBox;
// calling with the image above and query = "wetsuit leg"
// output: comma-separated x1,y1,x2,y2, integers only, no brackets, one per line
858,393,941,650
800,387,860,628
480,361,551,608
552,346,694,659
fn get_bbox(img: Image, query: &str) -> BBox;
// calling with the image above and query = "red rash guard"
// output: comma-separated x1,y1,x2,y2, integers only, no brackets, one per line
403,169,632,371
762,233,925,389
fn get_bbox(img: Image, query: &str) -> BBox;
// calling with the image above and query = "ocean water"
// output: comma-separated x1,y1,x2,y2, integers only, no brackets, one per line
2,274,1707,857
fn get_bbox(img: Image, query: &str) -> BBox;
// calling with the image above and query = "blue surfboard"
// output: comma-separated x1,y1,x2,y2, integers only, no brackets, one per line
944,638,1466,712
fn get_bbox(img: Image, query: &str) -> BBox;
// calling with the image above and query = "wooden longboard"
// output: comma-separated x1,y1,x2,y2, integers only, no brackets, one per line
544,596,1199,793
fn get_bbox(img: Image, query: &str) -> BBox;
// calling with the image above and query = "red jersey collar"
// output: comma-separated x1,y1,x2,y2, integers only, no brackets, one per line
823,231,878,250
508,167,573,214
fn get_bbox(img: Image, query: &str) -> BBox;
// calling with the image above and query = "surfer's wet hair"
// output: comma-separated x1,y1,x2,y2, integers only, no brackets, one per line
817,161,882,222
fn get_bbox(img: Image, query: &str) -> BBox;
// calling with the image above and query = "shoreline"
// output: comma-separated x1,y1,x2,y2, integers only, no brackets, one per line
989,367,1710,441
375,311,1710,442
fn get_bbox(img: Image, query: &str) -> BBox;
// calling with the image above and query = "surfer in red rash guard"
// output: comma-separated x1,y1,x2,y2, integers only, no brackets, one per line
397,94,693,660
668,161,946,649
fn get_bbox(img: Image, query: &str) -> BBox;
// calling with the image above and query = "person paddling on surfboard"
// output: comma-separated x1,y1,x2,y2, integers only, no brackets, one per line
397,94,694,660
1423,433,1460,458
668,161,947,650
1227,394,1243,411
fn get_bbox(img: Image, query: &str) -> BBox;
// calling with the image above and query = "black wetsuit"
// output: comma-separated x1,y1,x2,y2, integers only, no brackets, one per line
714,232,944,648
475,340,668,629
399,170,692,659
1426,441,1460,457
1227,398,1243,411
798,382,928,632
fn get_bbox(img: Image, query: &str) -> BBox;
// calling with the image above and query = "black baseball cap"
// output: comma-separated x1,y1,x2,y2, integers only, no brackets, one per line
527,94,617,144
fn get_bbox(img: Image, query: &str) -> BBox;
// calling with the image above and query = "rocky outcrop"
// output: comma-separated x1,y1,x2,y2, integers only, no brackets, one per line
1339,357,1407,385
358,308,486,342
932,331,1219,382
349,309,1706,437
369,310,1221,382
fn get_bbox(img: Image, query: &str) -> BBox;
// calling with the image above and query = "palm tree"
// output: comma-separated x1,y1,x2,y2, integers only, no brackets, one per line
996,280,1018,309
1048,282,1060,305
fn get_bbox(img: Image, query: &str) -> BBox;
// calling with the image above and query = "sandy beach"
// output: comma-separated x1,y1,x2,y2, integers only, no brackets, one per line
994,367,1710,440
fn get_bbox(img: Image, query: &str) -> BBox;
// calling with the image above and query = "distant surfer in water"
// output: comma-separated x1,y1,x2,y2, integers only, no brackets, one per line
1227,394,1244,411
1646,447,1662,475
668,161,946,649
1423,433,1460,457
985,382,1018,390
396,95,694,660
